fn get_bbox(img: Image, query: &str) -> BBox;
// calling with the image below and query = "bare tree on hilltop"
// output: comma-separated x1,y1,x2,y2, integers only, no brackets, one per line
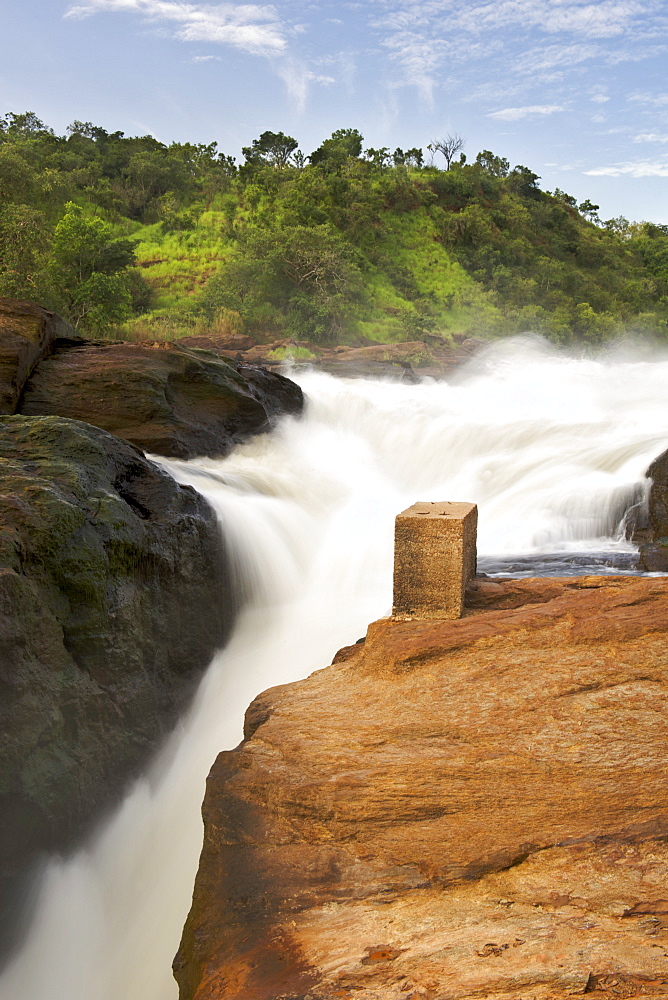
428,133,466,170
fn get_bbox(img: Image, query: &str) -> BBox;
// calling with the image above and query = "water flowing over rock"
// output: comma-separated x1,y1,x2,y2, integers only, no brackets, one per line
0,415,235,960
20,340,303,460
175,574,668,1000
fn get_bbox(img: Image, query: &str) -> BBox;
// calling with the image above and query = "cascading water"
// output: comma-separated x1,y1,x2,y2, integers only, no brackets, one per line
2,337,667,1000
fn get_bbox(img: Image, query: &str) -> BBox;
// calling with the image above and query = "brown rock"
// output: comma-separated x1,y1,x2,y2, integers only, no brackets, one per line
176,575,668,1000
639,447,668,571
176,334,256,354
20,340,303,459
0,298,78,414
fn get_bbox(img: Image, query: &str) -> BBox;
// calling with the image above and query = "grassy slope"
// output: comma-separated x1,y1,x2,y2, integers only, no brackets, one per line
125,194,501,344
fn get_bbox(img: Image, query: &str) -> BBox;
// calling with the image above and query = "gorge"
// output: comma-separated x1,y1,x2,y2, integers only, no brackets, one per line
1,335,668,999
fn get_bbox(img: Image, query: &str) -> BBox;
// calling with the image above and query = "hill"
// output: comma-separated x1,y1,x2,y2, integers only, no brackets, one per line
1,113,666,345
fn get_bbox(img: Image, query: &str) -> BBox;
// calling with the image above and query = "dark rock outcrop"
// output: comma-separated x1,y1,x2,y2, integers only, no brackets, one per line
20,340,303,460
175,575,668,1000
0,415,235,958
639,447,668,571
0,299,78,414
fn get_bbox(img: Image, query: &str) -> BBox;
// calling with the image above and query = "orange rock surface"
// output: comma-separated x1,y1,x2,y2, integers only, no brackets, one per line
175,575,668,1000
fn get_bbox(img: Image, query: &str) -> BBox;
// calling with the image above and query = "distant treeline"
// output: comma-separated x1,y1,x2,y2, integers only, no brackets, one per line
1,111,666,343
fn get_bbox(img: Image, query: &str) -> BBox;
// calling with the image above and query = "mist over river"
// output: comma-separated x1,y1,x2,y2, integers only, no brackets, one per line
2,336,668,1000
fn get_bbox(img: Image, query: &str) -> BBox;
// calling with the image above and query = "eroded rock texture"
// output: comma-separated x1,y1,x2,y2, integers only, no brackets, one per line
0,415,234,956
20,340,303,459
640,447,668,571
176,575,668,1000
0,299,78,414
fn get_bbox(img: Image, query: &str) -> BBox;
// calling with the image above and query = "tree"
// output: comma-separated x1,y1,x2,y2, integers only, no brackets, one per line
578,199,601,223
309,129,364,170
508,165,541,197
47,202,137,332
0,111,54,138
475,149,509,177
365,147,391,169
428,133,466,170
405,147,424,168
242,131,300,169
201,223,364,341
0,204,50,300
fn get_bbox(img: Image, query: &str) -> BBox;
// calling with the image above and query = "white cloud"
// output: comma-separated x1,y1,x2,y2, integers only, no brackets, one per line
276,59,335,112
65,0,287,56
192,53,220,60
516,42,600,74
634,132,668,144
369,0,664,98
487,104,563,121
585,159,668,177
628,91,668,106
591,93,610,103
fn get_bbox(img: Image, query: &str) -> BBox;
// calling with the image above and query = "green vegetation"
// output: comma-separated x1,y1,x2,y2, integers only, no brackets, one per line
0,111,666,344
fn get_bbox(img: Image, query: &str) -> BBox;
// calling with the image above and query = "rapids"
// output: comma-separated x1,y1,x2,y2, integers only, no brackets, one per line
2,337,667,1000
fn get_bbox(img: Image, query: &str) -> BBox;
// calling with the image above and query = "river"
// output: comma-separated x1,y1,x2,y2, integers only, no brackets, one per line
1,336,667,1000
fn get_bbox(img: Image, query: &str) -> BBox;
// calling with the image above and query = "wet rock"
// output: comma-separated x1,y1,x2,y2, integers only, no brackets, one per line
0,415,235,960
639,447,668,571
0,299,78,414
20,340,303,459
176,574,668,1000
176,334,257,354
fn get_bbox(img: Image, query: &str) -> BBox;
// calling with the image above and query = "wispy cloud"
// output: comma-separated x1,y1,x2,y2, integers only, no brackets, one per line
65,0,287,56
488,104,563,121
634,132,668,144
369,0,664,100
585,158,668,177
276,58,335,113
515,41,600,75
628,91,668,106
192,53,220,61
591,93,610,103
453,0,649,39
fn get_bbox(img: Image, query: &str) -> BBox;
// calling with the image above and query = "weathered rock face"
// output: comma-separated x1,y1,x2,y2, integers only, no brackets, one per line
0,299,78,414
20,340,303,459
639,447,668,571
176,574,668,1000
0,415,235,957
200,334,487,382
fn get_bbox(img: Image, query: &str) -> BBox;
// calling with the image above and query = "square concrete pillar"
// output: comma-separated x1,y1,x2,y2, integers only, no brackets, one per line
392,501,478,620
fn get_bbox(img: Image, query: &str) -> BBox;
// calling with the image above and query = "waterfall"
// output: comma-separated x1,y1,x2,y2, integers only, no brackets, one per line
2,337,667,1000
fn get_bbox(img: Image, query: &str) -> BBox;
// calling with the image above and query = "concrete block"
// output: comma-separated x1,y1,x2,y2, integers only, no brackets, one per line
392,501,478,620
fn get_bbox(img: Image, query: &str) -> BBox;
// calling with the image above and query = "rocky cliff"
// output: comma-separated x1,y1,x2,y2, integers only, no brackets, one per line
0,415,236,958
0,298,79,413
0,299,305,962
20,340,303,460
175,574,668,1000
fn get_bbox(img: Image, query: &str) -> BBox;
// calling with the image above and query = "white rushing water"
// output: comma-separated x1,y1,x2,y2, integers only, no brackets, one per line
2,337,668,1000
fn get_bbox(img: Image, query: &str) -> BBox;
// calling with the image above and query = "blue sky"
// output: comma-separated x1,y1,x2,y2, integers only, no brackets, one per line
3,0,668,222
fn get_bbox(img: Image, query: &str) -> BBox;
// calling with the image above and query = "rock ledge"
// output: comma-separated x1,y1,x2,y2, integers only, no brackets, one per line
176,574,668,1000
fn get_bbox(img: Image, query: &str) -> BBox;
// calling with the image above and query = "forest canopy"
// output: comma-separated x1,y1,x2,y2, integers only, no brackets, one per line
0,111,666,344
